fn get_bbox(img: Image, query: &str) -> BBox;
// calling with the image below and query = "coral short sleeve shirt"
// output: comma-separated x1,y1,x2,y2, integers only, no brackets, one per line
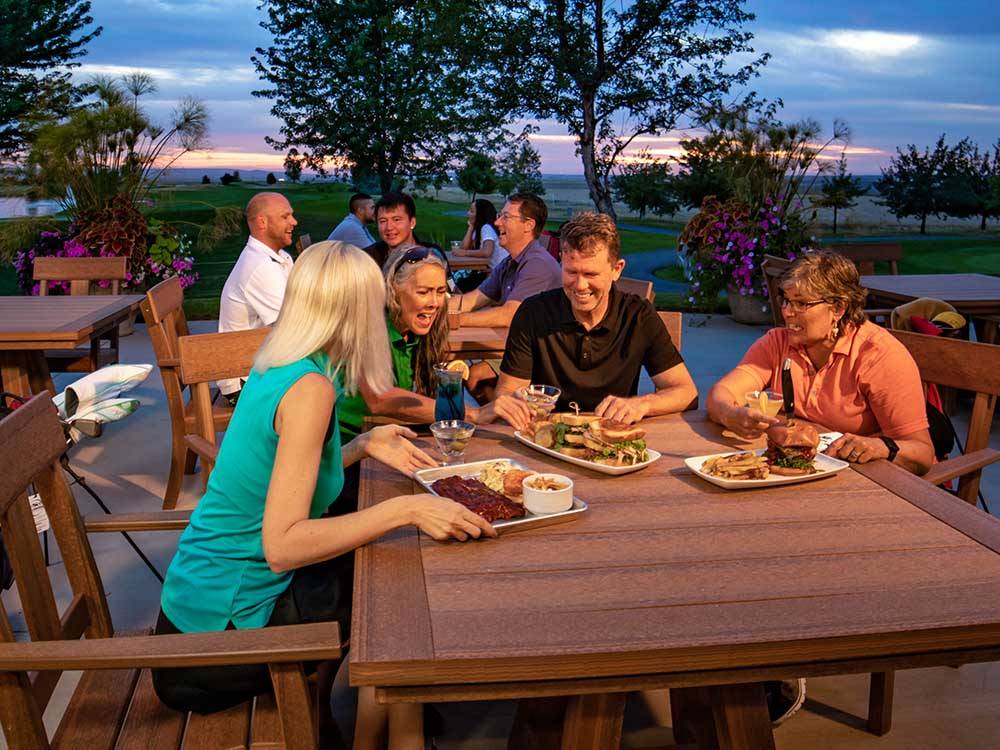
735,321,929,439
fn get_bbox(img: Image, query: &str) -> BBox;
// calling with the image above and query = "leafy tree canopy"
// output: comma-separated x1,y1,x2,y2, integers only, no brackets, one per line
611,153,678,219
0,0,102,159
491,0,767,218
875,135,953,234
253,0,512,194
457,152,497,199
811,154,867,233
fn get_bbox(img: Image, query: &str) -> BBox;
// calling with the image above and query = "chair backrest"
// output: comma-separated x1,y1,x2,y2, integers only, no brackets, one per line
539,230,560,261
617,277,655,303
33,256,128,296
178,328,270,481
657,311,682,352
295,233,312,255
834,243,903,275
761,254,792,326
0,394,114,740
890,330,1000,501
141,276,189,367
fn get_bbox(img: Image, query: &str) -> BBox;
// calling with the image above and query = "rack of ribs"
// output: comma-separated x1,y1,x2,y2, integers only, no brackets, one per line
430,476,526,523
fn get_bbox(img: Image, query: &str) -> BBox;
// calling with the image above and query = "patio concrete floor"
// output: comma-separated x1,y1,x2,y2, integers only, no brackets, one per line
3,314,1000,749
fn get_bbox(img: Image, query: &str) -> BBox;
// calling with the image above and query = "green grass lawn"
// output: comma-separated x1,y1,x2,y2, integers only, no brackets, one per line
2,182,999,317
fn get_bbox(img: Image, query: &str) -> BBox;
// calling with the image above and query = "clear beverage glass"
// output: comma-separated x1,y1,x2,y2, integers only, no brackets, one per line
434,364,466,421
520,384,561,419
430,420,475,464
745,389,783,417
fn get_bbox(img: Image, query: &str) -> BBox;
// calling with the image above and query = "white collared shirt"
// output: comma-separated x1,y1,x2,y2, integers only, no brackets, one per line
217,236,294,393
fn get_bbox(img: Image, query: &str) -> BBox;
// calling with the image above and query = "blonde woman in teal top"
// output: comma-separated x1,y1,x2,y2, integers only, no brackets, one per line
153,241,495,749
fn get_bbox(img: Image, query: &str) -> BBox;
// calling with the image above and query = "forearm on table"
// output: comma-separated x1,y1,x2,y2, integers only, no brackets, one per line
891,435,933,475
266,498,412,572
458,301,518,328
638,382,699,417
707,383,744,426
366,388,436,424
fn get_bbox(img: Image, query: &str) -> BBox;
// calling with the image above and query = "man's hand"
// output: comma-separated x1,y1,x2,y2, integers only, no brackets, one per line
362,425,438,476
826,433,888,464
476,394,534,432
724,404,781,439
595,395,648,425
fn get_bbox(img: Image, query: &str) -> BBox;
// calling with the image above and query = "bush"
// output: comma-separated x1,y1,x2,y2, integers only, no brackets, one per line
201,175,211,184
266,172,277,185
220,173,235,186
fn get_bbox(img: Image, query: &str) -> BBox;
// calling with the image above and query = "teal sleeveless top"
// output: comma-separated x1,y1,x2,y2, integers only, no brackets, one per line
161,352,344,632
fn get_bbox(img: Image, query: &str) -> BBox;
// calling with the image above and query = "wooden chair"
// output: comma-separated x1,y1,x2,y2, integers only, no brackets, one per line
295,233,312,255
0,393,340,749
761,254,892,327
617,277,655,303
836,242,903,275
657,311,682,352
33,256,129,373
139,277,233,509
179,328,271,489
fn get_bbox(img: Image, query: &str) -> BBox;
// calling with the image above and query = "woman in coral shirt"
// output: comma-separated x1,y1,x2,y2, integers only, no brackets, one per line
708,251,934,475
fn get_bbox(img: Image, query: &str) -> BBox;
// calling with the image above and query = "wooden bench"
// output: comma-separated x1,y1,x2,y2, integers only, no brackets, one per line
0,394,341,749
33,256,129,373
834,242,903,275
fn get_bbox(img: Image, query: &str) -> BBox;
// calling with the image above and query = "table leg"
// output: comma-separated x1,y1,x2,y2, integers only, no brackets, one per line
25,351,55,396
560,692,626,750
0,351,33,398
671,683,775,750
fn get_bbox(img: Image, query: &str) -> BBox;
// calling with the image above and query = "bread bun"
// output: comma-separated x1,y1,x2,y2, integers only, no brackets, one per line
557,445,593,459
769,465,816,477
592,419,645,442
563,432,586,445
766,420,819,449
552,412,596,427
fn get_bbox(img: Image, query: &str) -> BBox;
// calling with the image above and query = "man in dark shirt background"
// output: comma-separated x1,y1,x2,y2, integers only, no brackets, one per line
363,191,442,269
487,211,698,430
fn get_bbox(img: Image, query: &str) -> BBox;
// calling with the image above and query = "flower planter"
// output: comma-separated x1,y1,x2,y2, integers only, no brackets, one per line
727,289,772,325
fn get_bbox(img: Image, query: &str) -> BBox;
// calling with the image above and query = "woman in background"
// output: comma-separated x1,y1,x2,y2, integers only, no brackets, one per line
452,198,507,268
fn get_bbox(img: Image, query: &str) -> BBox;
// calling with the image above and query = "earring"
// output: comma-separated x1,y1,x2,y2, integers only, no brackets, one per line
830,322,840,340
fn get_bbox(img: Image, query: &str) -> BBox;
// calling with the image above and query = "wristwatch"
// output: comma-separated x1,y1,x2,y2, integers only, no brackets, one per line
879,436,900,462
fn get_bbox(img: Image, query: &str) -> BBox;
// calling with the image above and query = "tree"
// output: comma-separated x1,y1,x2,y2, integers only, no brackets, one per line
492,0,767,218
0,0,102,159
941,138,1000,230
201,174,211,184
811,154,867,234
266,172,277,184
253,0,510,193
283,149,302,183
875,136,952,234
495,126,546,197
220,172,235,186
611,154,678,219
457,152,497,199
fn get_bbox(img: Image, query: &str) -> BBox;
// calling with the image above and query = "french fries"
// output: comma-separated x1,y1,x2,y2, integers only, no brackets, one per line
701,452,770,480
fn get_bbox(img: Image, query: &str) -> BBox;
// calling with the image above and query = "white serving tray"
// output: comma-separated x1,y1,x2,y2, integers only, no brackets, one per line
512,431,661,475
414,458,588,534
684,448,850,490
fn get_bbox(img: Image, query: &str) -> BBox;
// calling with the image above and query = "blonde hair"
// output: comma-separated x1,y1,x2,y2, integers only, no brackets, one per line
781,250,868,331
253,241,392,396
384,247,449,396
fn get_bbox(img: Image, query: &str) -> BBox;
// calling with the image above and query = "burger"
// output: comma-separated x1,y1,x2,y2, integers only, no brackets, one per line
532,413,648,466
764,421,820,475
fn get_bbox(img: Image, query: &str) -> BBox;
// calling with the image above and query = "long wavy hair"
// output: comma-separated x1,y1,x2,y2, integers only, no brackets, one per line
253,241,392,396
383,247,450,396
471,198,497,248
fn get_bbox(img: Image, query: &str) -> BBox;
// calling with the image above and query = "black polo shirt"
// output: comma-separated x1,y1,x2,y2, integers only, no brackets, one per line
500,286,684,411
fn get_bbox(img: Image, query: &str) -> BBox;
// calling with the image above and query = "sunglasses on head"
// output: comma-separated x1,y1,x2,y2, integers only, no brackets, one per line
396,246,448,272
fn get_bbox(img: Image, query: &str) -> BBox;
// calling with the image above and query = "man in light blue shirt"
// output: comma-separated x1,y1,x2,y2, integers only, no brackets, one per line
327,192,376,248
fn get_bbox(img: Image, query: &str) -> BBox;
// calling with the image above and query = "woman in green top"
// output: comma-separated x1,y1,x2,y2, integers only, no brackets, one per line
153,242,495,749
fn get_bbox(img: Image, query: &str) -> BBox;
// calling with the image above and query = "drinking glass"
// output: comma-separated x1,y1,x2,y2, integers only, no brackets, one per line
434,364,466,421
449,240,462,253
745,389,783,417
520,384,561,419
430,420,476,464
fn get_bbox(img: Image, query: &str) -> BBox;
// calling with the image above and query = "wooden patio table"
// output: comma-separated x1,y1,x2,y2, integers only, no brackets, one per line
447,253,492,272
351,412,1000,749
0,294,143,396
447,325,508,359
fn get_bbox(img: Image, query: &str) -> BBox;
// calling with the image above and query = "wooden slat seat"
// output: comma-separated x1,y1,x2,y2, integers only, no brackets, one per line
616,276,655,302
0,394,341,749
835,242,903,276
33,256,130,374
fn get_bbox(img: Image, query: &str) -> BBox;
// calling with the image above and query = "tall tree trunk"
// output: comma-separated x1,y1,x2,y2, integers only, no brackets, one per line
920,213,927,235
578,93,617,220
982,213,988,231
833,206,838,234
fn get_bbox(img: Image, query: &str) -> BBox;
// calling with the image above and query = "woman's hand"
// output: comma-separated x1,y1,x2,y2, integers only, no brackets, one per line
398,494,498,541
362,425,438,477
826,433,888,464
724,404,781,439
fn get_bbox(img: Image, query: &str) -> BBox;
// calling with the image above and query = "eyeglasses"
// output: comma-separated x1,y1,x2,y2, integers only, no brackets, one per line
778,295,828,313
394,246,448,275
498,211,528,222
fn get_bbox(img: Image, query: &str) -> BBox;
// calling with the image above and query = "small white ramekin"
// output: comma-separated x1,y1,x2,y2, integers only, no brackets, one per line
521,473,574,514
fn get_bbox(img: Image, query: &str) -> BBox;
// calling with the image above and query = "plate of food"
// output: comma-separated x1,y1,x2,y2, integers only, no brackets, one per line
513,411,660,476
413,458,588,534
685,421,850,489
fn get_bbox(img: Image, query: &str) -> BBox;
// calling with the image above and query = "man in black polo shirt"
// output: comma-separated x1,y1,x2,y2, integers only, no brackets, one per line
487,211,697,430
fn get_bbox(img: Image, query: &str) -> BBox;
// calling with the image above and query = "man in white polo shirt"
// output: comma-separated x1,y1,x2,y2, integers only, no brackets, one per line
217,192,297,402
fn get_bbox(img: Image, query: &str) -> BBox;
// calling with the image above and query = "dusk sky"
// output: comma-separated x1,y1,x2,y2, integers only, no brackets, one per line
73,0,999,175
